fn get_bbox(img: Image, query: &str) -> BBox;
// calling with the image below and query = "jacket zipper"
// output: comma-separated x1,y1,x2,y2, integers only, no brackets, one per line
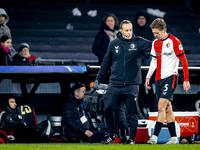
77,107,81,117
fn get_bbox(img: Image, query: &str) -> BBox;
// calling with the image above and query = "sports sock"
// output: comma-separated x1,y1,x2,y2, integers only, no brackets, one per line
153,121,163,137
167,122,177,137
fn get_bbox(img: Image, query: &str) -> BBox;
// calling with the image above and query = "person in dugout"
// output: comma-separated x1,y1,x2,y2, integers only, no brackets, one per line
0,97,49,143
61,82,106,143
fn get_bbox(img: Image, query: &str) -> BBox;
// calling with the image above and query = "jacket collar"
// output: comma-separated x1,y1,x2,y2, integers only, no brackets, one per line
68,93,82,106
13,53,28,62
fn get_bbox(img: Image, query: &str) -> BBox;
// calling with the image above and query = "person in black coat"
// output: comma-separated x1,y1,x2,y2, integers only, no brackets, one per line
92,14,119,65
134,10,157,114
12,43,36,66
94,20,152,145
0,97,49,143
0,35,12,65
62,82,106,143
133,10,154,42
0,97,26,131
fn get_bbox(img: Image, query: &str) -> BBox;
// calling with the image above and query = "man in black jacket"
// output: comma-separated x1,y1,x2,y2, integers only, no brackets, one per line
12,43,36,66
62,82,106,143
0,97,49,143
94,20,152,145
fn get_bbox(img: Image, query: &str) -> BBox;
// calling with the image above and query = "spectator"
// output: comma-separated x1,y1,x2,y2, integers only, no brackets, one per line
12,43,36,66
92,14,119,65
62,82,106,143
134,10,156,115
133,10,154,41
0,8,11,38
0,8,16,57
0,35,12,65
134,10,154,66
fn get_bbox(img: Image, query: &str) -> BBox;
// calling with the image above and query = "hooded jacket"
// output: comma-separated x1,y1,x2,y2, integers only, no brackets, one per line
0,100,25,130
133,10,154,41
12,53,34,66
96,32,152,85
0,8,11,38
62,93,89,138
92,22,118,65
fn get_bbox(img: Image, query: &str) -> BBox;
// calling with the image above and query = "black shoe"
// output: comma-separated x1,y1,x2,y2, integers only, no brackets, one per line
119,137,126,143
101,135,115,145
124,139,135,145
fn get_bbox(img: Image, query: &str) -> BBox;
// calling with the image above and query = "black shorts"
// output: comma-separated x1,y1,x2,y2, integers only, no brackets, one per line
156,75,178,101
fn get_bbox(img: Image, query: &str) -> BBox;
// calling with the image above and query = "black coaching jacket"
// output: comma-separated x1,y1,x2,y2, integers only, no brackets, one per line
96,32,152,85
0,100,26,131
62,93,89,138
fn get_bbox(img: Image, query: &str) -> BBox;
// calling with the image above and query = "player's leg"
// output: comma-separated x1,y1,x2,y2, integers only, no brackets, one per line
165,101,178,144
147,98,168,144
166,101,175,122
148,76,172,144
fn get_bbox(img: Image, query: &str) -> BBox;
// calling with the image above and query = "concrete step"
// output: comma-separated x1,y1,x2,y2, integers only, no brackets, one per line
13,37,94,45
184,46,200,54
18,44,93,53
11,29,98,37
32,51,98,60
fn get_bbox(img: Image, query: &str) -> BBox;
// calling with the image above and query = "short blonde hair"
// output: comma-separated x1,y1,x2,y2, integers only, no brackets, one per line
150,18,167,31
120,20,132,30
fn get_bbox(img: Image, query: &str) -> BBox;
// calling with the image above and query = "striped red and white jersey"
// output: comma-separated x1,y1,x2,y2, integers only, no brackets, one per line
151,34,185,81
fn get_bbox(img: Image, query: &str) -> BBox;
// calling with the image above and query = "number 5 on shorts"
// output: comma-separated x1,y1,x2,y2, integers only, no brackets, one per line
163,84,169,94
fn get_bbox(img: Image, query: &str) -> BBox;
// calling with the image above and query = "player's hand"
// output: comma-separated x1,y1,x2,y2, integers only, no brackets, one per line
183,81,190,93
145,78,151,90
85,130,93,137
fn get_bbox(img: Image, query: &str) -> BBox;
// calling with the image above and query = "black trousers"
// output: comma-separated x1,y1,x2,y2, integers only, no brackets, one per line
12,125,50,143
75,129,106,143
103,84,139,140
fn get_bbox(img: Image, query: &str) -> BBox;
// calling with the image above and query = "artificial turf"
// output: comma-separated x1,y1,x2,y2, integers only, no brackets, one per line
0,143,200,150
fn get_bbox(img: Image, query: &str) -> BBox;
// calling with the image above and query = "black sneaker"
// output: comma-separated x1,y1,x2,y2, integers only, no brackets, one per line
101,135,115,145
119,137,127,143
124,139,135,145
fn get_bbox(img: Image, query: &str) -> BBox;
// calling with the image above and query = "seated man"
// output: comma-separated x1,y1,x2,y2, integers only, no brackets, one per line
62,82,106,143
0,97,49,143
12,43,36,66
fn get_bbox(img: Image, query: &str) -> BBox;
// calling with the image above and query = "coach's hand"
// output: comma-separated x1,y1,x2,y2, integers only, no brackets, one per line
93,80,99,89
145,78,151,90
183,81,190,93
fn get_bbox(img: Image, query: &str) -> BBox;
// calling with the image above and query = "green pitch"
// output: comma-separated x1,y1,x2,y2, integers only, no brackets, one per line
0,143,200,150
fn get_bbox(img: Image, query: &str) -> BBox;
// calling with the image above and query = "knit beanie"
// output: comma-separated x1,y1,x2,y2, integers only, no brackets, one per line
18,43,30,52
